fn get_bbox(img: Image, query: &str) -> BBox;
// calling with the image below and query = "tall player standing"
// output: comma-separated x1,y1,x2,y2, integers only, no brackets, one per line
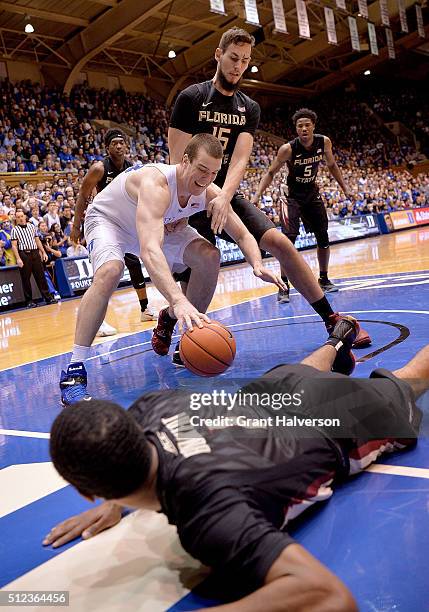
253,108,353,301
71,128,157,333
165,28,370,352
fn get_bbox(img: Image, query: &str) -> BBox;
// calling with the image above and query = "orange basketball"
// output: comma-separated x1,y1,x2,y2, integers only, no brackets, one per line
179,320,236,377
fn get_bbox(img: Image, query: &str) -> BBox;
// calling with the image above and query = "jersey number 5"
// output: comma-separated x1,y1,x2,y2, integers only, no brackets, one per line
213,127,231,151
304,165,312,177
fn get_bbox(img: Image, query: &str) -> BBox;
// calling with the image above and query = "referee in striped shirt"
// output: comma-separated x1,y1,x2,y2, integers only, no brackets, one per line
11,210,54,308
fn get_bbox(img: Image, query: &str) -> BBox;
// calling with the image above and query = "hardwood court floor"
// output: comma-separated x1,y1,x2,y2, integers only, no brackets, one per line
1,226,429,371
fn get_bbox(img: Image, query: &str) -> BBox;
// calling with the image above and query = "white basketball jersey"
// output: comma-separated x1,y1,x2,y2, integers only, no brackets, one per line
88,162,207,233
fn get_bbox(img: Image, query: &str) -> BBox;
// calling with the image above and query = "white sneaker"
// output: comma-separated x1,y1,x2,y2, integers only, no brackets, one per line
96,321,118,337
141,306,158,322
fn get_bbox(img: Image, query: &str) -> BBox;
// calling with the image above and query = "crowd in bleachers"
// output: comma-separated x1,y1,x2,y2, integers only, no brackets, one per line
0,79,428,269
245,132,429,224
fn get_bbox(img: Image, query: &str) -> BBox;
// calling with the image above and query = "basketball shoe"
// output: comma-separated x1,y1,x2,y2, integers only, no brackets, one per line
318,277,339,293
96,321,118,337
325,315,359,375
141,305,158,322
152,307,177,355
172,342,185,367
277,286,290,303
60,362,91,406
326,312,371,348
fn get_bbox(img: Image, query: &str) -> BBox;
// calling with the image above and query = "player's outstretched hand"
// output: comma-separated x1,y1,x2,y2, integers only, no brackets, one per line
172,298,211,332
42,502,122,548
206,193,230,235
253,265,287,290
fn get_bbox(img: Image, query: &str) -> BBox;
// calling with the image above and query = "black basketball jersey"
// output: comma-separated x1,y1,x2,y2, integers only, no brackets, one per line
170,80,260,188
286,134,325,200
128,380,341,596
96,156,133,193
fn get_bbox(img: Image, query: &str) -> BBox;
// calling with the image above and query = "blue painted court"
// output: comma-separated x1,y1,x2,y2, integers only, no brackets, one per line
1,268,429,611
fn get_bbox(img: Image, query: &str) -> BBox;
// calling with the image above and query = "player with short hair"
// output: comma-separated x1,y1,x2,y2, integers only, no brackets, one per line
59,133,284,405
46,316,426,611
168,28,370,350
253,108,354,300
71,128,157,332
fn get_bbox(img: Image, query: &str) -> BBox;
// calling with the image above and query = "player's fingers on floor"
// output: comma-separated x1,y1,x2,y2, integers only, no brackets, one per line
83,516,115,539
51,525,85,548
43,518,77,544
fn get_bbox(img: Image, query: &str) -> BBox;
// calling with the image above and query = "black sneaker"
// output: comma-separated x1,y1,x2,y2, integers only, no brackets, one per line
325,315,359,376
277,286,290,303
318,277,339,293
172,342,185,367
26,301,38,308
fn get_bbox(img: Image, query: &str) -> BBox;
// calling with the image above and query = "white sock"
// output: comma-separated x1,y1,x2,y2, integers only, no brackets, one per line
70,344,91,364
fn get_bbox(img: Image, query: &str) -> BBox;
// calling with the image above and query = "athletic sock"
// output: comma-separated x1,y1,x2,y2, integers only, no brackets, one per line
281,275,289,287
125,253,148,312
319,271,328,280
70,344,91,364
135,285,148,312
310,296,334,323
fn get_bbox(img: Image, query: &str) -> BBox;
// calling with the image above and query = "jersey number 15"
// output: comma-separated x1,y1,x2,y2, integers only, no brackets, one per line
213,126,231,151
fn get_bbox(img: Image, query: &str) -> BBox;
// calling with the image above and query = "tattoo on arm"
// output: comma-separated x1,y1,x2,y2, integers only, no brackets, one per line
268,169,275,178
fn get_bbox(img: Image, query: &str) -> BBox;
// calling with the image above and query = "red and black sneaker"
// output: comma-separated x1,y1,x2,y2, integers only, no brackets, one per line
325,315,359,376
151,307,177,356
326,312,371,348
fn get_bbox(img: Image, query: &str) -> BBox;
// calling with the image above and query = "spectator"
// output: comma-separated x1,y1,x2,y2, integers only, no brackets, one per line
43,202,60,229
67,238,89,258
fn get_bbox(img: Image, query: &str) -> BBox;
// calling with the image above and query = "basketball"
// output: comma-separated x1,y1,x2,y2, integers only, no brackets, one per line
179,321,236,377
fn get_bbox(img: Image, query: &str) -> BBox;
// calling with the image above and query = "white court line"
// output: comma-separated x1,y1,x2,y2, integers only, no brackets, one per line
0,292,278,373
0,429,49,439
2,268,428,374
91,308,429,361
0,270,428,372
366,464,429,479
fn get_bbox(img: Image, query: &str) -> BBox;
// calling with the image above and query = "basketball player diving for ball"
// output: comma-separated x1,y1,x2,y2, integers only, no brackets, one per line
252,108,354,300
165,27,370,362
46,315,427,611
60,134,284,406
71,128,157,333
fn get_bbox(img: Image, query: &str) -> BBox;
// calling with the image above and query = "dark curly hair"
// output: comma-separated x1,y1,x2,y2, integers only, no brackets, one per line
104,128,126,147
292,108,318,126
50,400,152,499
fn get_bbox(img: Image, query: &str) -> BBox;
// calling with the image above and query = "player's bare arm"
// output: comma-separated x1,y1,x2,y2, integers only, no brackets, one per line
135,169,209,330
207,132,255,235
323,137,351,199
205,544,357,612
251,143,292,205
205,185,284,290
168,127,193,165
71,162,104,243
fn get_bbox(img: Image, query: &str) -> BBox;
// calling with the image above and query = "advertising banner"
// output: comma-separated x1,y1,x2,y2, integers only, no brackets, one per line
414,207,429,225
389,210,416,230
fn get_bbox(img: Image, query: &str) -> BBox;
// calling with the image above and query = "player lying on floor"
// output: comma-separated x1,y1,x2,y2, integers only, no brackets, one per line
46,317,426,612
